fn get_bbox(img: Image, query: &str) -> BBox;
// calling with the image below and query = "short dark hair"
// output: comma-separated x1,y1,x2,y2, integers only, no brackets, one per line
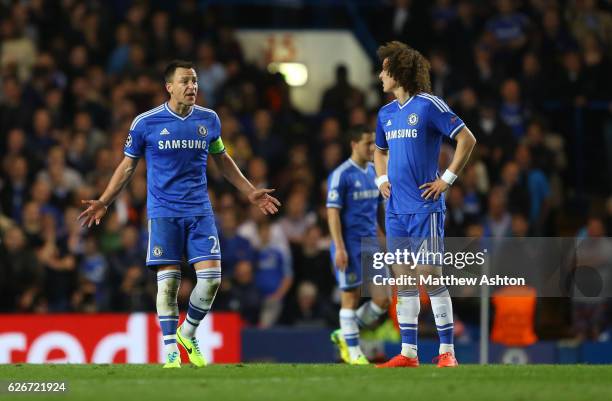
164,60,195,82
348,124,372,144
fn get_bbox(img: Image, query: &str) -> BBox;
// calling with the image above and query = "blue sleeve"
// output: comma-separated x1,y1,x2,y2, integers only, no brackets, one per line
124,117,146,158
208,112,226,154
326,170,346,209
212,112,221,140
427,96,465,140
375,113,388,150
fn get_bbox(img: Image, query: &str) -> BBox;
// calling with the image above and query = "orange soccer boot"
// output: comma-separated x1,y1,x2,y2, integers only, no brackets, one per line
376,354,419,368
433,352,459,368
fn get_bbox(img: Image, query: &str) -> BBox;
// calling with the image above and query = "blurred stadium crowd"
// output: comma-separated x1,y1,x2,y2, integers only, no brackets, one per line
0,0,611,339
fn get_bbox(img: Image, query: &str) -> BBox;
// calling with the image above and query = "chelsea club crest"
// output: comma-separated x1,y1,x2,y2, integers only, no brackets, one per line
197,125,208,137
153,246,163,257
408,113,419,125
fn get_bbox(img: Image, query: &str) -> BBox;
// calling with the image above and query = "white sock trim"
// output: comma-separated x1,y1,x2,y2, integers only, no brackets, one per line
401,344,418,358
370,301,386,315
181,267,222,338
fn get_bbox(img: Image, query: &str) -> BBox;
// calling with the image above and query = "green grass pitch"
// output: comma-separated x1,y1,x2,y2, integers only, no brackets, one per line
1,364,611,401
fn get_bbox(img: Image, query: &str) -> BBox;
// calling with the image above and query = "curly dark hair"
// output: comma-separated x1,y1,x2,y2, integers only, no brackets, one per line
377,41,431,95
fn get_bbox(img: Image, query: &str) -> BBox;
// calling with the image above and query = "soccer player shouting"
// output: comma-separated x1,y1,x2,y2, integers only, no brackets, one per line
373,42,476,368
326,126,389,365
79,61,280,368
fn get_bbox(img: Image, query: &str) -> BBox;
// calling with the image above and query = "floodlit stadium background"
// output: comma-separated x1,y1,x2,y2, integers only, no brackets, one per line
0,0,611,364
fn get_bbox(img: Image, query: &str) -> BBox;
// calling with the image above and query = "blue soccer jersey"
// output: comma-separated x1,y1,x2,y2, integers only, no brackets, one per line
375,93,465,215
124,103,226,218
326,159,381,239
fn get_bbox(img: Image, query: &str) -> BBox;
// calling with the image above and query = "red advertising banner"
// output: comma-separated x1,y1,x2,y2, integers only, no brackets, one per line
0,313,241,364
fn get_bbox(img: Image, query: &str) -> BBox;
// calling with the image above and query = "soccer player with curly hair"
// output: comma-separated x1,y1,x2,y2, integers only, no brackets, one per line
373,42,476,368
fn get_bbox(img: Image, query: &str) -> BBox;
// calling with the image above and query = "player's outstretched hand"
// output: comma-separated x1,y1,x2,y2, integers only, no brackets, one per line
78,200,108,228
248,188,281,215
419,178,449,201
335,247,349,272
380,182,391,199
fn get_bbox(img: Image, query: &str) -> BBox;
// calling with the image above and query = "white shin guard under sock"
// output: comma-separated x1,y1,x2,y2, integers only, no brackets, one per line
156,269,181,356
397,290,420,358
181,267,222,338
339,308,363,360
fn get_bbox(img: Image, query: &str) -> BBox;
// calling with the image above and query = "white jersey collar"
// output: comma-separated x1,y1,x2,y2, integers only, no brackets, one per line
165,102,194,120
348,158,369,174
397,96,415,110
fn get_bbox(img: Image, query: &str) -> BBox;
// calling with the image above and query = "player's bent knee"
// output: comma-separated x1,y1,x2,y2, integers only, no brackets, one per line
193,260,221,270
416,264,444,294
193,260,222,295
157,264,181,272
426,285,449,297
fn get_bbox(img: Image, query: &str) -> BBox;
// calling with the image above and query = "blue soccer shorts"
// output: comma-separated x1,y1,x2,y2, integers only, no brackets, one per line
146,215,221,267
331,237,381,291
386,212,445,265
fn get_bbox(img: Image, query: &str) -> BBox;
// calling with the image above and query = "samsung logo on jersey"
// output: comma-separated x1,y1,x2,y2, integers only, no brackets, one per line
385,129,418,140
353,189,379,200
158,139,208,150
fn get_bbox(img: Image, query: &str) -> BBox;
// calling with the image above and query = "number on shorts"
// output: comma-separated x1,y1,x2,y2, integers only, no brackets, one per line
208,236,220,254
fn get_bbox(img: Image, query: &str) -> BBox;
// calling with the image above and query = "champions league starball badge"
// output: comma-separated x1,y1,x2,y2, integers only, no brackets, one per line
125,133,132,148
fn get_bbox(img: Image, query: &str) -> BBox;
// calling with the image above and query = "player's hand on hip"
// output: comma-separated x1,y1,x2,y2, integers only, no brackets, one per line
380,182,391,199
335,247,349,272
78,200,108,228
248,188,281,215
419,178,449,201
